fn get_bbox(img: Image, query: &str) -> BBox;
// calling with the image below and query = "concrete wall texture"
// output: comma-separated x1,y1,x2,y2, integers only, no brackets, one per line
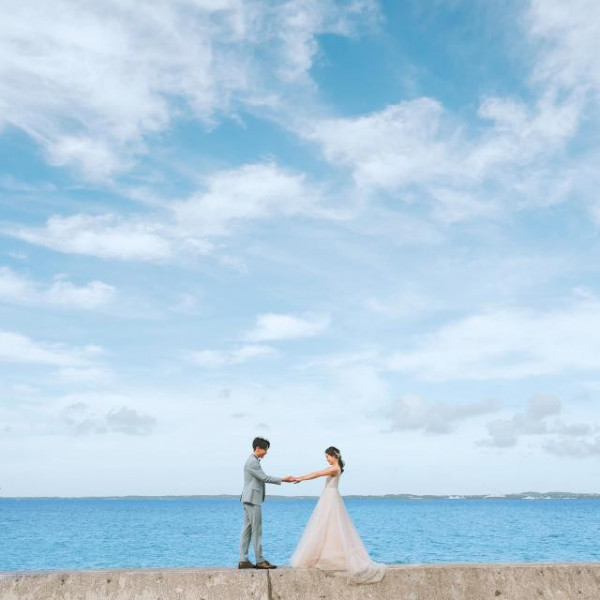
1,564,599,600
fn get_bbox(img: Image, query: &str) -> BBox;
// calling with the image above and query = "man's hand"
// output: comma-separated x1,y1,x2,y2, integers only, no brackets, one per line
282,475,295,483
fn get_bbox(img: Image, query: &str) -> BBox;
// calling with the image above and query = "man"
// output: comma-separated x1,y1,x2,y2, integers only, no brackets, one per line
238,436,294,569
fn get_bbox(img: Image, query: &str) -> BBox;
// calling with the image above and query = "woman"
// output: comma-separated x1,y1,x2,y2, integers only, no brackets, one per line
289,446,386,584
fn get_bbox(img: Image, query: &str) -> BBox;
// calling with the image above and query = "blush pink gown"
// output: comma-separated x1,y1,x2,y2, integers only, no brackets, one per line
289,473,386,584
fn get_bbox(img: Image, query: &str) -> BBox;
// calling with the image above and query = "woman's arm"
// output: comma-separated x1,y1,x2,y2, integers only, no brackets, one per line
295,466,340,481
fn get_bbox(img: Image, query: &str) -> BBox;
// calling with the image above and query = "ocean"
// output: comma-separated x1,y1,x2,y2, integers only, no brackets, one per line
1,497,599,571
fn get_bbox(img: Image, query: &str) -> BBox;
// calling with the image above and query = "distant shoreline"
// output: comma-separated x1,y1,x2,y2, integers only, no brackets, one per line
1,492,599,500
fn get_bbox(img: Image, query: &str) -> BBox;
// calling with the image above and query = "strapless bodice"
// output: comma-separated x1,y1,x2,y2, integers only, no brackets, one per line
325,475,340,490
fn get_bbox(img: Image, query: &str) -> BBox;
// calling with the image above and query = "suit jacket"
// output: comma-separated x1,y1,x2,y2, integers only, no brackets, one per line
240,453,282,505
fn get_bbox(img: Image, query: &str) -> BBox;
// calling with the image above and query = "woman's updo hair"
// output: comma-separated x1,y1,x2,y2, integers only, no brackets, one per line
325,446,345,473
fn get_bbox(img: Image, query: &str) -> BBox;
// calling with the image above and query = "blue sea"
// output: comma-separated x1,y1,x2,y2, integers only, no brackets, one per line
1,497,599,571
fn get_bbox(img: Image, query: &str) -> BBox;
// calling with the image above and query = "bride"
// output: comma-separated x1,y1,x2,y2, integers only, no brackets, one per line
289,446,386,584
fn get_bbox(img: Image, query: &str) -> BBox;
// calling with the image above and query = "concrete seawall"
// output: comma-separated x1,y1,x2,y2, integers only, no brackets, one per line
1,564,599,600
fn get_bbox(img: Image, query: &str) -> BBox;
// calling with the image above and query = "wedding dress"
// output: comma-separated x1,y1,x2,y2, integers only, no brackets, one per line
289,473,386,584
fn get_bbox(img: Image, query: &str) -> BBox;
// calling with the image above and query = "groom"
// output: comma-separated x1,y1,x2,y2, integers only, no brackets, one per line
238,437,294,570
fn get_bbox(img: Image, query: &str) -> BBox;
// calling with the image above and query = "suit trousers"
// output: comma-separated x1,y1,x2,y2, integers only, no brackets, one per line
239,502,264,563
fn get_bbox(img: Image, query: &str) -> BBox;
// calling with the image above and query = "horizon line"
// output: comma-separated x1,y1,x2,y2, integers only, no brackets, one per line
1,491,600,500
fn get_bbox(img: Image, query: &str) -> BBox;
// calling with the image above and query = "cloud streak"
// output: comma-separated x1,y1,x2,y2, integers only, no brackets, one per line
189,345,277,368
385,298,600,381
0,267,115,309
62,402,155,435
245,312,330,341
304,91,581,223
0,330,101,368
0,0,379,180
4,162,328,263
479,395,599,457
6,215,177,262
387,394,500,434
174,162,324,236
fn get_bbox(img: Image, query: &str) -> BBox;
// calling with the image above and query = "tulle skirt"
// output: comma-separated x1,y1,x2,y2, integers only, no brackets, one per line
289,488,386,584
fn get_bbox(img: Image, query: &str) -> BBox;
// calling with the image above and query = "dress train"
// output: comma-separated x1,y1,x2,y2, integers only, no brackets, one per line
290,474,386,584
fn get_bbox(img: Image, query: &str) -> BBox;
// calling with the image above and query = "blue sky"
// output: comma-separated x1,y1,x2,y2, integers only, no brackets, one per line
1,0,600,497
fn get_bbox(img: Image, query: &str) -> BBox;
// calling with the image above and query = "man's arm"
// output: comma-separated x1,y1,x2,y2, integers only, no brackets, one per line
247,459,287,485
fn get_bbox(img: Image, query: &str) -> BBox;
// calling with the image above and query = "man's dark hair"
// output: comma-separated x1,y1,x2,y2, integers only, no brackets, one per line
253,437,270,450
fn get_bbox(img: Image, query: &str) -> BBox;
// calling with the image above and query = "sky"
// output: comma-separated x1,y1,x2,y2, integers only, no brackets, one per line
1,0,600,497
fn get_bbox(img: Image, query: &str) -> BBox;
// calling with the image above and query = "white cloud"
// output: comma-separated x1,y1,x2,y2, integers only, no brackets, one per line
482,395,561,447
301,348,381,371
0,330,100,367
7,215,176,262
272,0,380,83
0,266,31,298
7,251,28,260
480,395,597,453
62,402,155,435
4,162,326,262
543,436,600,457
527,0,600,102
293,1,598,226
386,298,600,381
306,98,449,191
0,0,378,180
0,267,116,309
0,175,56,193
524,0,600,224
304,91,581,223
387,394,500,434
106,407,156,436
0,0,234,179
245,312,330,341
189,344,277,368
174,162,322,236
44,279,115,309
295,348,391,414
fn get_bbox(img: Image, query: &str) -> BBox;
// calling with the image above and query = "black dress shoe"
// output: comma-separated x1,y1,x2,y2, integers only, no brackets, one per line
238,560,256,569
255,560,277,569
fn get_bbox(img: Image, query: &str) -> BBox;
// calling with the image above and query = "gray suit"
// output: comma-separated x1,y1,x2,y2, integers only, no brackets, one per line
239,453,282,563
